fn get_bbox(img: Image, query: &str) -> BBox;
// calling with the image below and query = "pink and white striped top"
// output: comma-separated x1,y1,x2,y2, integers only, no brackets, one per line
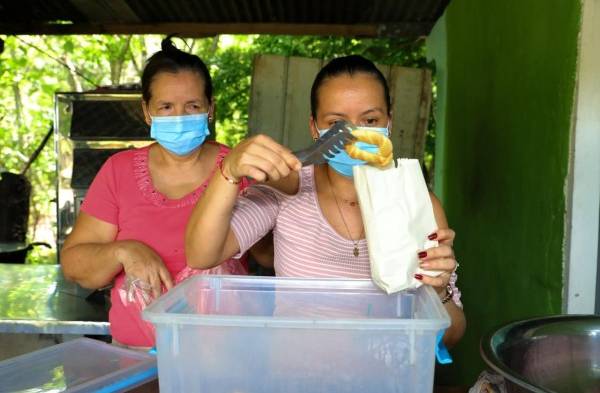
231,165,369,278
230,165,462,305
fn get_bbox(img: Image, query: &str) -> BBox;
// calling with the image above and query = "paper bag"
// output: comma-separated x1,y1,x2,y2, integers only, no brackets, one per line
353,158,441,294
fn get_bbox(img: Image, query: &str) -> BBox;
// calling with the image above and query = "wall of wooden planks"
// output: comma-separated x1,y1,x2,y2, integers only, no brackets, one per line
248,54,432,161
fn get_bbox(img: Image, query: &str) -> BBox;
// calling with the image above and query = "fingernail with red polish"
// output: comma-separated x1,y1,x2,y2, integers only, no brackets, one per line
418,251,427,259
414,274,423,280
428,232,438,240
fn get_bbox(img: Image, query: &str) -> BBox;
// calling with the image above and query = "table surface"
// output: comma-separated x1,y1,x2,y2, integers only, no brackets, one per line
0,263,110,335
0,242,27,252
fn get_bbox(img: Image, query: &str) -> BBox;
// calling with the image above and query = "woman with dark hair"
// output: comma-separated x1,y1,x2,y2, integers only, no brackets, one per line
186,55,466,346
60,36,260,348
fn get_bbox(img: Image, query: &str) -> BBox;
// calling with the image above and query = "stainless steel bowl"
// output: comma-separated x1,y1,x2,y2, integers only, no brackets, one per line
480,315,600,393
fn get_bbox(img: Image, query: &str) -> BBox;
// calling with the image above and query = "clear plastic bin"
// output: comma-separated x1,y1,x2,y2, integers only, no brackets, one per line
0,337,157,393
143,276,450,393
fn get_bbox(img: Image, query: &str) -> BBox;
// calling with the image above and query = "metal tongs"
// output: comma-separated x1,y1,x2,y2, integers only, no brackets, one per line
293,120,356,166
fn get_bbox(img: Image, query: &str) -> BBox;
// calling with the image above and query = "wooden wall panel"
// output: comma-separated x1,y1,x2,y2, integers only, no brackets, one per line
249,55,431,161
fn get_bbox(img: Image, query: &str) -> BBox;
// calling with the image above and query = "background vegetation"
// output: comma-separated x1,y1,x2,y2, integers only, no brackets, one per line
0,34,431,263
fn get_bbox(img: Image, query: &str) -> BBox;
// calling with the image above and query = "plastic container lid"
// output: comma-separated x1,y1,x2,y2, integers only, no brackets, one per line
0,337,157,393
144,275,450,331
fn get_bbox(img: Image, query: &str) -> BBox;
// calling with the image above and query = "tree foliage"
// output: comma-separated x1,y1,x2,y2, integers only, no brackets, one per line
0,34,430,263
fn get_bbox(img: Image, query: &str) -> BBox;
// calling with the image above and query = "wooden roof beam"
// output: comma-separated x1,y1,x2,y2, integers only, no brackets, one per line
0,22,432,38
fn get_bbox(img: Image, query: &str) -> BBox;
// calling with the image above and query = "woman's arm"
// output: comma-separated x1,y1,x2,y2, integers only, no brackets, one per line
184,161,244,269
185,135,301,269
60,212,122,289
61,212,173,297
418,193,466,348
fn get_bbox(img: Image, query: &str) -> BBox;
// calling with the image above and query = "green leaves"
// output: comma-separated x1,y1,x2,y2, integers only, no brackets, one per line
63,39,75,53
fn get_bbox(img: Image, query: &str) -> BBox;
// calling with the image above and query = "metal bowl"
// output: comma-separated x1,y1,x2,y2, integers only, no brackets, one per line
480,315,600,393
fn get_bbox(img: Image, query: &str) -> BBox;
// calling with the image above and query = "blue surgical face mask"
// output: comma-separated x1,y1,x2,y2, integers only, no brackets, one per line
150,113,210,156
317,124,390,178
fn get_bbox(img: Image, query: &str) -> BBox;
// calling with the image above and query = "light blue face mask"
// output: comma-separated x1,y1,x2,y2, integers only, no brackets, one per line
317,125,390,178
150,113,210,156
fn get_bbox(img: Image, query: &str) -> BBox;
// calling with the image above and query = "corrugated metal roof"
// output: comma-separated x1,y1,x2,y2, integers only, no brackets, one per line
0,1,85,23
124,0,446,24
0,0,449,37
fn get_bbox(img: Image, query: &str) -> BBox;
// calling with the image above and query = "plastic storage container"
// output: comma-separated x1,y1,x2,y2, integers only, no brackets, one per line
144,276,450,393
0,337,157,393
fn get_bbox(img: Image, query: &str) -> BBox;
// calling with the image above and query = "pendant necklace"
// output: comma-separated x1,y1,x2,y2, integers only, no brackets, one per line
326,170,363,257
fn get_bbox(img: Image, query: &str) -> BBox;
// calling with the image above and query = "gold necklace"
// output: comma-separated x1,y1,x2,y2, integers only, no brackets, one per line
326,170,363,257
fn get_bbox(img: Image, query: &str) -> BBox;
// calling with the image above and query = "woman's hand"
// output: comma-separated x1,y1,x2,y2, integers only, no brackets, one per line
221,134,301,183
415,228,457,297
116,240,174,298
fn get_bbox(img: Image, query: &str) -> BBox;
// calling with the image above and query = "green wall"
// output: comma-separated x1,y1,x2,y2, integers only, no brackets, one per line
428,0,581,386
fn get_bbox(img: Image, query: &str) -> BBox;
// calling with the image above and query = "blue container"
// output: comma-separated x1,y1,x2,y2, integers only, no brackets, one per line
0,338,157,392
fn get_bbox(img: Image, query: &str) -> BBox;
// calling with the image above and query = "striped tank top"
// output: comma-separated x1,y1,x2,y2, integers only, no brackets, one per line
231,165,370,278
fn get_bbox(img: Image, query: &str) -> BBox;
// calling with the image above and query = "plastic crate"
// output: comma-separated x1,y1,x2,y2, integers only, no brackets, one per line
144,275,449,393
0,338,157,392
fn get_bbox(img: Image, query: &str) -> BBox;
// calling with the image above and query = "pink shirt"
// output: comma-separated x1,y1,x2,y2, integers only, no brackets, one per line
231,165,462,304
81,142,247,346
232,166,369,277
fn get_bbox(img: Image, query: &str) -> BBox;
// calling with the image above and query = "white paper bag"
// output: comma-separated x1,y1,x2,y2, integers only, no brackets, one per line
353,158,442,294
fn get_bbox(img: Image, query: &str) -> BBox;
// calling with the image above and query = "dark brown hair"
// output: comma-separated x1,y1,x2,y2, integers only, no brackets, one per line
141,34,213,103
310,55,391,118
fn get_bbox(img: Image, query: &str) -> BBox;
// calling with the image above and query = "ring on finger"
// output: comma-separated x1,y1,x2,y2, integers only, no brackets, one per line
453,261,460,272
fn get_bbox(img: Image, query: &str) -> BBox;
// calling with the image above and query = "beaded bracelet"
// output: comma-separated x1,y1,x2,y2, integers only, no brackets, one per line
218,159,241,185
441,285,454,304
